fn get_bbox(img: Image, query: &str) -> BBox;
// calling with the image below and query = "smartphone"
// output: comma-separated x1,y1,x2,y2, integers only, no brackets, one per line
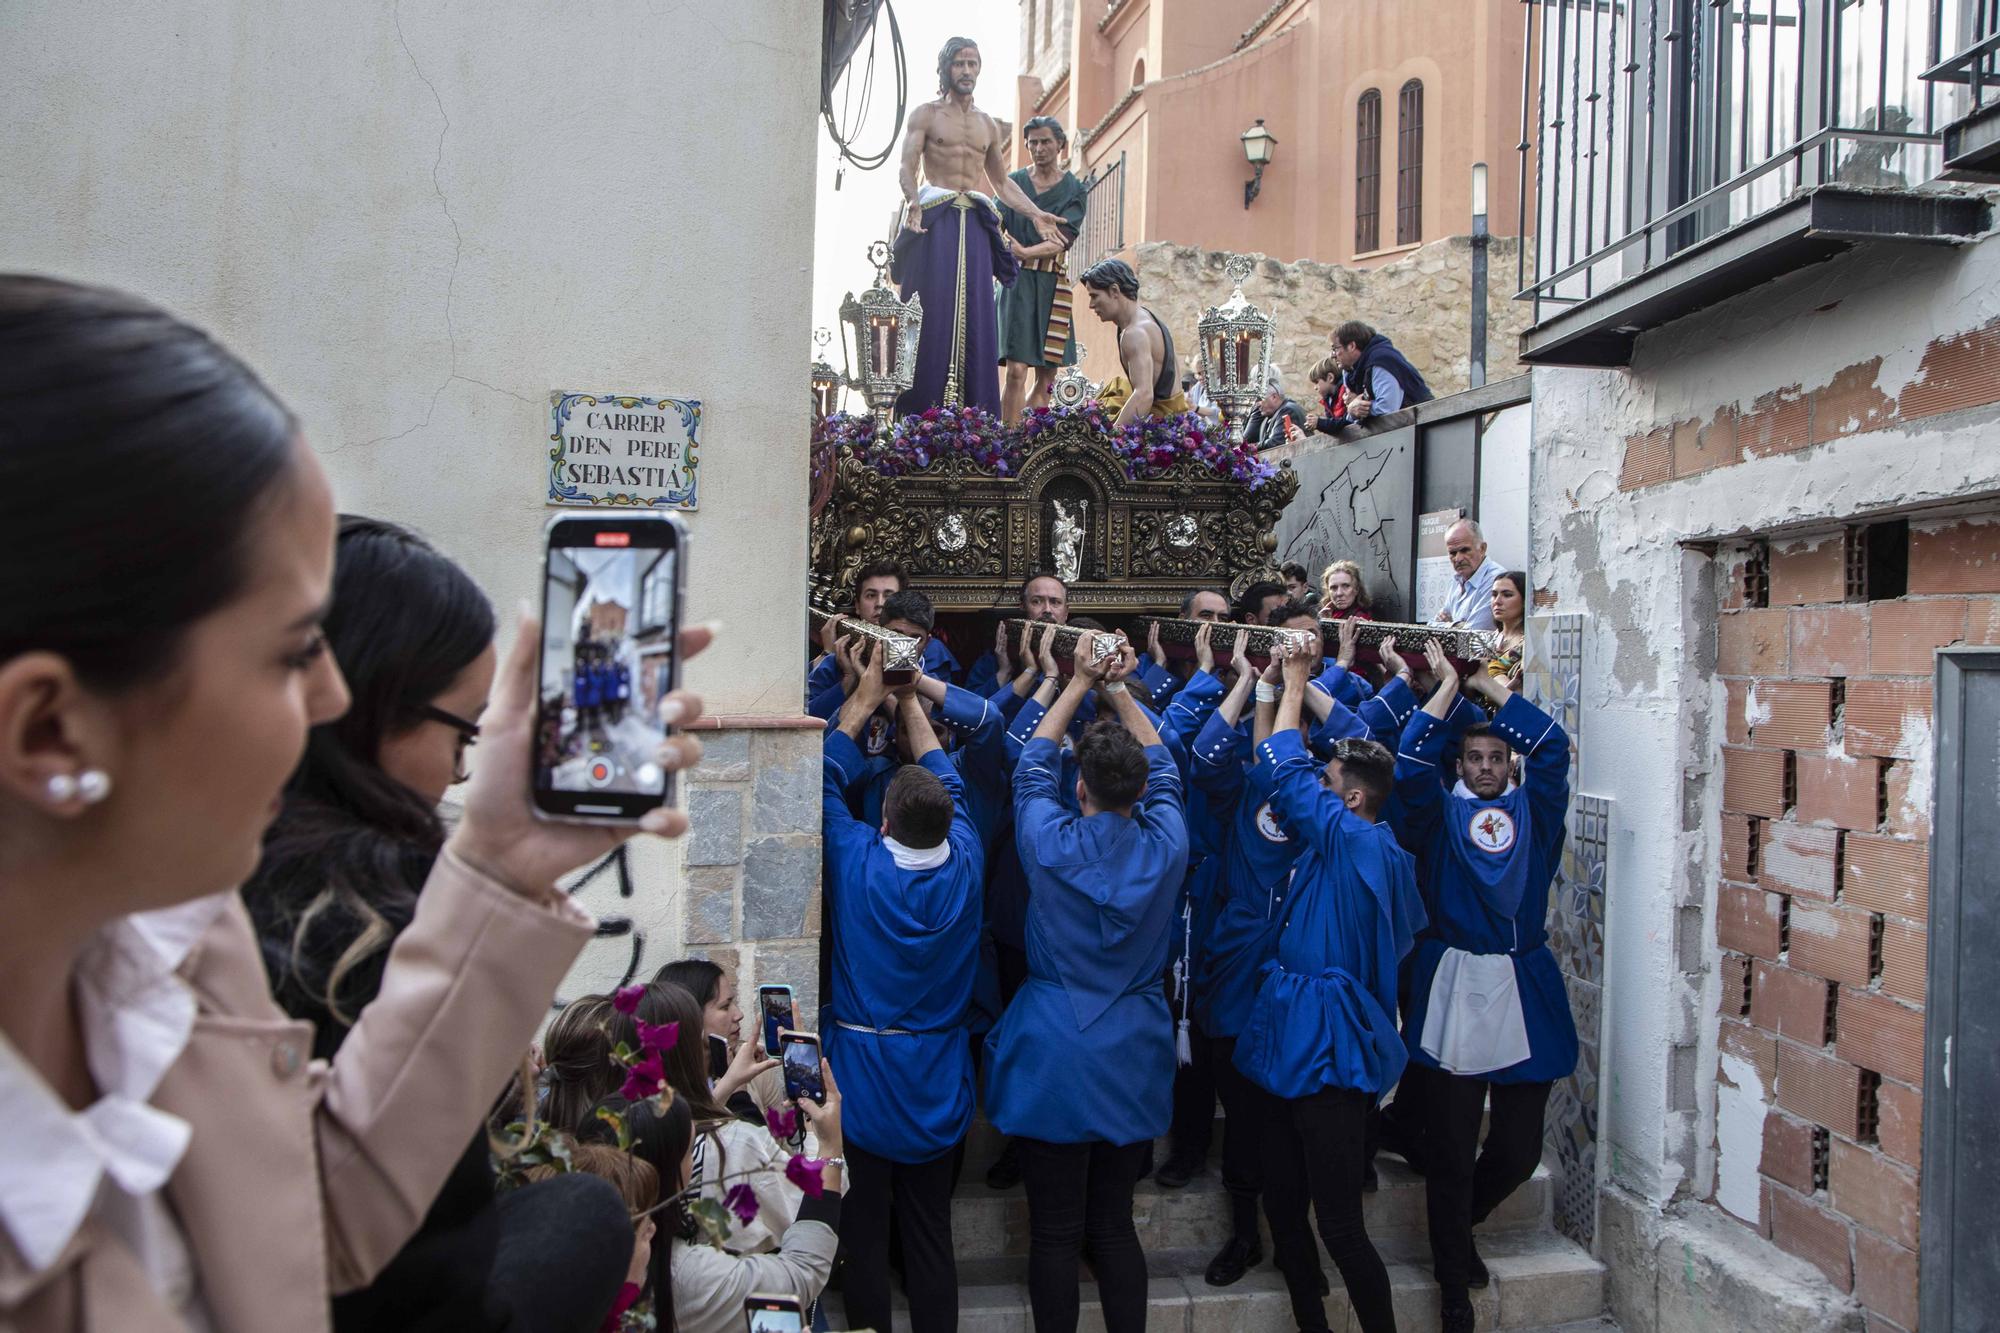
779,1031,825,1104
758,984,795,1057
743,1294,804,1333
706,1033,730,1082
533,512,685,823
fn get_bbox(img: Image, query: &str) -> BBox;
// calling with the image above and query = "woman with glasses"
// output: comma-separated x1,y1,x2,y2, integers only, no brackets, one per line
242,515,630,1332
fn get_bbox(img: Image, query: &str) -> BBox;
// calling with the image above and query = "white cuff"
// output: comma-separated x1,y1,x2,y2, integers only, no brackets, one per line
1255,682,1280,703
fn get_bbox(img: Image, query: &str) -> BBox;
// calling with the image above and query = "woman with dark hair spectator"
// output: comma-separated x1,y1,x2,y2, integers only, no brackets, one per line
244,514,635,1331
1488,570,1528,690
584,1065,847,1333
0,275,711,1332
654,956,784,1121
542,994,620,1133
612,983,799,1256
1319,560,1375,621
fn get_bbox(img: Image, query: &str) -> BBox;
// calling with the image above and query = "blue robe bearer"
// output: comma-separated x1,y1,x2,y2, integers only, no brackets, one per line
1233,730,1426,1099
821,731,987,1162
1391,693,1579,1085
983,736,1188,1145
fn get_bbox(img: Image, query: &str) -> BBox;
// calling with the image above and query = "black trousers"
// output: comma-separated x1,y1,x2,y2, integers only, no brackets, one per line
1422,1071,1552,1300
1251,1083,1397,1333
1018,1138,1152,1333
1167,1008,1216,1166
842,1141,960,1333
1208,1035,1264,1241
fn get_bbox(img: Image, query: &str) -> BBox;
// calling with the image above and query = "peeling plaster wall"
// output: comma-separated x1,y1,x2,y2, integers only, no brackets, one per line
1531,221,2000,1311
0,0,820,987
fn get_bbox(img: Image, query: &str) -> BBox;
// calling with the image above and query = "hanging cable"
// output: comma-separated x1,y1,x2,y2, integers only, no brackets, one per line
822,0,907,179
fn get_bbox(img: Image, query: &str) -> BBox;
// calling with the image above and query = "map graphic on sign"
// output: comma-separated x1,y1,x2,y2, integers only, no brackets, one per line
548,391,701,511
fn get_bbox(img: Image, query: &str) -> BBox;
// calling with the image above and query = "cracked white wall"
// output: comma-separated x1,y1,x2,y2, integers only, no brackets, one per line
0,0,822,976
1529,226,2000,1221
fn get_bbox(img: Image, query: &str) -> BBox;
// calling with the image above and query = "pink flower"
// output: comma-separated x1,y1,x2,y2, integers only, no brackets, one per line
619,1049,666,1101
611,984,646,1016
765,1106,799,1140
724,1183,759,1226
786,1154,827,1198
636,1018,679,1055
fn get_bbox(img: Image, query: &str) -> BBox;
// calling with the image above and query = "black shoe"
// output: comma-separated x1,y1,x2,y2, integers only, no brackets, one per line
1440,1297,1476,1333
985,1141,1022,1190
1203,1236,1262,1287
1154,1154,1204,1188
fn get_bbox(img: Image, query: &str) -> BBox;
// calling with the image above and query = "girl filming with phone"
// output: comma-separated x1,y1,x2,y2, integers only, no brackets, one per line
0,276,712,1332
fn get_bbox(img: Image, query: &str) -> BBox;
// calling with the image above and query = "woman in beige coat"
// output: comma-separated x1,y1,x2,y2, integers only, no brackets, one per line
0,276,710,1332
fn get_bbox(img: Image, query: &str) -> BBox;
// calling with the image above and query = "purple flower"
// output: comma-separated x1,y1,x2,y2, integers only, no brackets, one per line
786,1154,827,1198
618,1049,666,1101
724,1183,759,1226
636,1018,679,1055
611,984,646,1016
765,1106,799,1140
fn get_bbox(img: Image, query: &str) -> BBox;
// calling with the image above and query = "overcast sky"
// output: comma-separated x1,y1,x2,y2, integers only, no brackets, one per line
810,0,1021,397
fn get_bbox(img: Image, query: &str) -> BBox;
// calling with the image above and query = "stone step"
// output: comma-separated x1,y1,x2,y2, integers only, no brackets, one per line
825,1228,1605,1332
951,1156,1553,1261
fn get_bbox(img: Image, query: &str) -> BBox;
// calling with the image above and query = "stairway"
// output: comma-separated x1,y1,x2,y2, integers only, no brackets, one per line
825,1109,1606,1332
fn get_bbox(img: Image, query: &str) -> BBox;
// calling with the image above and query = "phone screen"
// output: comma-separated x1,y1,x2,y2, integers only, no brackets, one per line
759,986,794,1057
743,1296,804,1333
534,514,682,822
779,1034,824,1104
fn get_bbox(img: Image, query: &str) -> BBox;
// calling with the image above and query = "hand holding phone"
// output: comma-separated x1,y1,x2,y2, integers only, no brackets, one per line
779,1032,825,1105
758,985,795,1057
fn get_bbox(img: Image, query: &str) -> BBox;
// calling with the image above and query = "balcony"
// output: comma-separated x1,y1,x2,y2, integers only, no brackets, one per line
1516,0,1991,368
1927,0,2000,176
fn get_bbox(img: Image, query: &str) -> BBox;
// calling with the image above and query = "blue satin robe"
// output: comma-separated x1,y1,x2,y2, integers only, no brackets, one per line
1390,693,1579,1085
983,737,1188,1145
822,732,987,1162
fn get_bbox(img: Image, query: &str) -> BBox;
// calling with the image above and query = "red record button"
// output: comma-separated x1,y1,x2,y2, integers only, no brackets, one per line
587,760,614,787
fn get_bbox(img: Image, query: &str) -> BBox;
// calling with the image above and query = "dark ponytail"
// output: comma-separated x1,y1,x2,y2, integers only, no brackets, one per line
244,515,495,1051
0,275,299,690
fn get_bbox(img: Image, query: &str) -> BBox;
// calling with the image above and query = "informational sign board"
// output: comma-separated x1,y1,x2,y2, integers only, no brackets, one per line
1414,508,1464,622
548,391,701,511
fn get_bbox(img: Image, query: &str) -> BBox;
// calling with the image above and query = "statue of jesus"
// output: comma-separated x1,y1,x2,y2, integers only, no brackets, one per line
893,37,1068,419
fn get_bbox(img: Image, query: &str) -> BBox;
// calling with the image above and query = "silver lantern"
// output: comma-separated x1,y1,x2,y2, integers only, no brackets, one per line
1196,254,1274,442
838,240,924,429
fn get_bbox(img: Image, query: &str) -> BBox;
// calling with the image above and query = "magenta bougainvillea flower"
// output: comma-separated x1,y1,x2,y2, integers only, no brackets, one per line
724,1183,759,1227
785,1154,827,1198
635,1018,679,1056
611,984,646,1016
765,1106,800,1141
618,1049,667,1101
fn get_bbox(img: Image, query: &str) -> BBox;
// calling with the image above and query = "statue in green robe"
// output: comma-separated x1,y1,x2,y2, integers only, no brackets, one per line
995,116,1088,425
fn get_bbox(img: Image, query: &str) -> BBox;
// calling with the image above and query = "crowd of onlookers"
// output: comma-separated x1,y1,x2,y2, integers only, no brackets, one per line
1,273,1553,1333
1184,320,1437,451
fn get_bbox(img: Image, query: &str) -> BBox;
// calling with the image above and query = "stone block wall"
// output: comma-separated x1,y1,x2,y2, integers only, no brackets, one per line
1109,234,1530,398
681,722,826,1029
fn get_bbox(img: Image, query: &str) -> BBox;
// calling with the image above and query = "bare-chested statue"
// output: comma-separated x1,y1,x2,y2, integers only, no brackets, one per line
892,37,1067,418
1080,258,1191,428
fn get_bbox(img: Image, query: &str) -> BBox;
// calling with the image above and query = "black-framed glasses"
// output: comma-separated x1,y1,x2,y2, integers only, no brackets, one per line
422,704,482,783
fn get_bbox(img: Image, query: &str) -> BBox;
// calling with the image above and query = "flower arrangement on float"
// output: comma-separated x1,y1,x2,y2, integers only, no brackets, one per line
495,983,829,1250
1016,401,1114,443
1110,410,1276,487
870,404,1021,477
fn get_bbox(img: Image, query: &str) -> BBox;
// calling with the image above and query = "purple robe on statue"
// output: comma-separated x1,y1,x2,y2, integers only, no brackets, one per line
891,186,1019,418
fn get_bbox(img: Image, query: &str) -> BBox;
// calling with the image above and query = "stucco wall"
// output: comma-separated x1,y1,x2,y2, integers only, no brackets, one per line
0,0,820,998
1529,227,2000,1330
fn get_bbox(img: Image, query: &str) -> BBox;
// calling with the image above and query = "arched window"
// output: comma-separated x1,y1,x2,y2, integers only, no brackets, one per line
1132,54,1146,87
1355,89,1382,254
1396,79,1424,245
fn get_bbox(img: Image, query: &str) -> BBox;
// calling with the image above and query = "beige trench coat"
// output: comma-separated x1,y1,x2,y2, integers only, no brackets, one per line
0,849,593,1332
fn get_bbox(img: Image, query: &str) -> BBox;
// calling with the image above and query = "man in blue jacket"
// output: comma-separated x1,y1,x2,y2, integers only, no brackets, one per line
1232,643,1425,1333
1391,643,1576,1333
1333,319,1434,422
823,649,987,1333
983,632,1188,1333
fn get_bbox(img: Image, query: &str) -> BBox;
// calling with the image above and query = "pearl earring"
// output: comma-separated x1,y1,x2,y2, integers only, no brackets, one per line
45,772,77,802
76,770,112,805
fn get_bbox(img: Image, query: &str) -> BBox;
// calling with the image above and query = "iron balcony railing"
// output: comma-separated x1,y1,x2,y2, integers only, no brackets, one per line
1076,150,1127,275
1923,0,2000,117
1517,0,1980,318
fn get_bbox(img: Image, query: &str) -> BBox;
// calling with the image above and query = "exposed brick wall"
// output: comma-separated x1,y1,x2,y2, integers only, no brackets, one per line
1620,314,2000,491
1710,512,2000,1332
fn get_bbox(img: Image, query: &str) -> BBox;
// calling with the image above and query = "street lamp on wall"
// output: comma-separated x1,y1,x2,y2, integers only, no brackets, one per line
1241,119,1277,209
